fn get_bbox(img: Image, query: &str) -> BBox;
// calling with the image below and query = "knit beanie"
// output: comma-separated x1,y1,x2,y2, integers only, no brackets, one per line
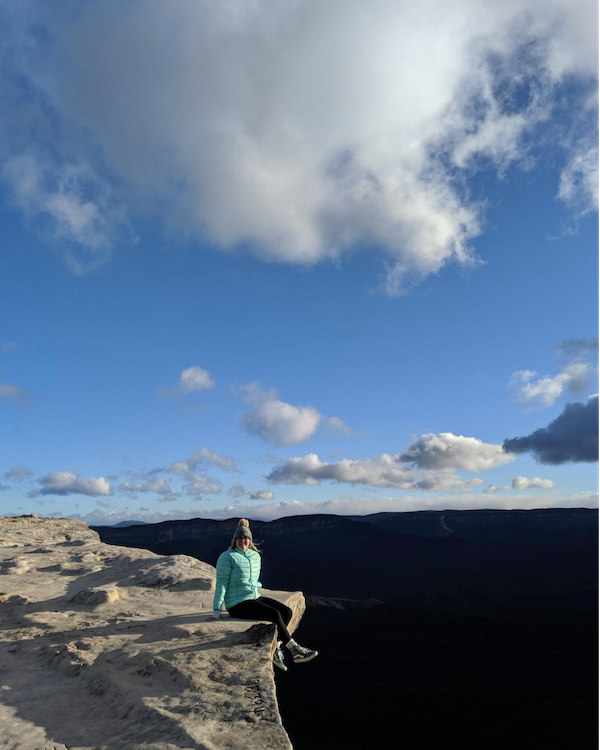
232,518,253,543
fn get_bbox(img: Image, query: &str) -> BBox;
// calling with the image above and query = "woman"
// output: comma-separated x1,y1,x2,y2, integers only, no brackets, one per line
209,518,318,671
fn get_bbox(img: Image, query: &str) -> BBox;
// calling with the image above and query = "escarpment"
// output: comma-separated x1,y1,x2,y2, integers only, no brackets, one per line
0,516,304,750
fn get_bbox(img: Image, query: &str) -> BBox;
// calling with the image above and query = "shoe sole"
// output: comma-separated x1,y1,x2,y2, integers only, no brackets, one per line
273,659,288,671
292,652,318,663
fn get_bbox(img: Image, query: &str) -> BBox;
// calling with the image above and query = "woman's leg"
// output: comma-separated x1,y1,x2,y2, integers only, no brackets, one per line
228,598,292,644
254,596,293,629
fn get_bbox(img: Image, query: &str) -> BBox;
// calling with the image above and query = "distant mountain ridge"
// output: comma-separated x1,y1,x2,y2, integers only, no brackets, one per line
93,508,598,612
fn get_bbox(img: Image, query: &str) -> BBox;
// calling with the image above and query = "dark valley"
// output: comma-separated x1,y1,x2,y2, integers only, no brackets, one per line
94,509,599,750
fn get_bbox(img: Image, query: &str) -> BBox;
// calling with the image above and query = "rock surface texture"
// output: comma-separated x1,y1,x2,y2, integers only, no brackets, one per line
0,516,304,750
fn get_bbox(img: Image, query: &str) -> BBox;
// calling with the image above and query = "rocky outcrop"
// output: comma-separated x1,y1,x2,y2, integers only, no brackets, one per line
0,516,304,750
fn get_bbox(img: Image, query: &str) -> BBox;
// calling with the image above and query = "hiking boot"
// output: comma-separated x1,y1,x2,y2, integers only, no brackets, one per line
289,643,318,663
273,643,288,671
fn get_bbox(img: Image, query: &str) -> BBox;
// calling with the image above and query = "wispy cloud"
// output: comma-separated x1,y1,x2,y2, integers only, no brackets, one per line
227,484,247,499
2,155,130,274
556,337,599,363
170,447,237,476
182,475,222,497
248,490,274,501
509,363,595,409
558,140,599,217
511,476,554,490
118,478,179,503
483,485,512,494
3,466,33,481
0,382,31,410
509,338,598,409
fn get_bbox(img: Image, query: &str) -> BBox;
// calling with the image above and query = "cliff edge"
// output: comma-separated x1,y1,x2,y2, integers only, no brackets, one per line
0,516,304,750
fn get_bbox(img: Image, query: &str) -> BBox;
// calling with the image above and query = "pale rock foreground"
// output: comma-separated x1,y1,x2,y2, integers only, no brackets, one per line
0,516,305,750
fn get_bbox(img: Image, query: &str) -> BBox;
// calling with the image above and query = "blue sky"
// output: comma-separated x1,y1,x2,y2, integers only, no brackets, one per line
0,0,598,524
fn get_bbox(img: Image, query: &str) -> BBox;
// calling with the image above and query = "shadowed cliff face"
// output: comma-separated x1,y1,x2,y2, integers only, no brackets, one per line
94,509,599,750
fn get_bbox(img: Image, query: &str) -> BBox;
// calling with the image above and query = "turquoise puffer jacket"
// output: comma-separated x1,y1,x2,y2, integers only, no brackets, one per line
213,547,262,611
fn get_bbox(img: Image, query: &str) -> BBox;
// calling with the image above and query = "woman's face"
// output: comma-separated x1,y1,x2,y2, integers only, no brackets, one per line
235,535,251,551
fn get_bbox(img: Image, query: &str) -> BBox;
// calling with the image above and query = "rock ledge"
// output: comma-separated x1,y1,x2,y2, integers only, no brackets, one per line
0,516,304,750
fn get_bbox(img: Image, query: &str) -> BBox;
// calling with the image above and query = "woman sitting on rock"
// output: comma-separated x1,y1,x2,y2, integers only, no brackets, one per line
209,518,318,672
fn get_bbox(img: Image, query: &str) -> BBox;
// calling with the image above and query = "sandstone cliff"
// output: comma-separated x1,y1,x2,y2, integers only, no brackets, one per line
0,516,304,750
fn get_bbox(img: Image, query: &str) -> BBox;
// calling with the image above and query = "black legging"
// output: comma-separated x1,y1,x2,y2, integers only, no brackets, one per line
228,596,293,644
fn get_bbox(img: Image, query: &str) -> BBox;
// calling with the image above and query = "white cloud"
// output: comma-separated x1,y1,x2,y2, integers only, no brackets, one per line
0,483,10,491
267,452,484,492
248,490,275,501
240,383,347,446
170,447,237,476
400,433,515,471
413,475,484,492
327,417,353,437
182,474,222,497
509,362,595,409
1,341,16,354
483,485,512,494
512,476,555,490
1,1,595,287
2,155,128,274
268,453,413,488
178,366,215,394
558,140,599,216
556,337,598,363
118,478,179,503
32,471,113,497
3,466,33,481
0,382,31,409
227,484,247,499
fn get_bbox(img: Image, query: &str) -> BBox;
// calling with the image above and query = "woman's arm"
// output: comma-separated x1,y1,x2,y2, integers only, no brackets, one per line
212,551,232,618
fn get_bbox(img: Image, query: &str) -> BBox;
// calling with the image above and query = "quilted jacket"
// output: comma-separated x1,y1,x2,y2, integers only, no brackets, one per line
212,547,262,611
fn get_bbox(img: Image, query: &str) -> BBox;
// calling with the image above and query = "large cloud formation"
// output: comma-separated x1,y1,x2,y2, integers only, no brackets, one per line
1,1,596,289
267,432,513,489
503,394,599,464
266,433,505,491
268,453,418,488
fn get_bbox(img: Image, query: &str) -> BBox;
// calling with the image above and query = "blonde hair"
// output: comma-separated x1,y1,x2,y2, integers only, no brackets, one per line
229,518,260,552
